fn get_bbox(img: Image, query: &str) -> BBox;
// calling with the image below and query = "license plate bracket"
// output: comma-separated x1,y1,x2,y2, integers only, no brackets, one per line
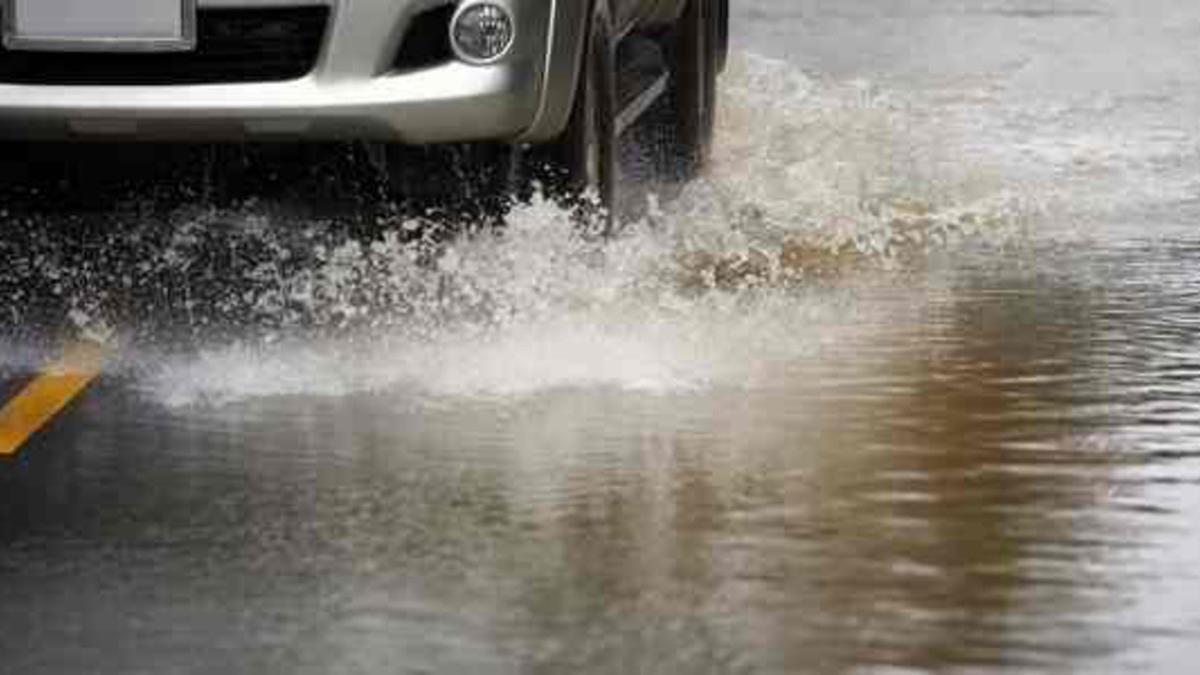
2,0,195,52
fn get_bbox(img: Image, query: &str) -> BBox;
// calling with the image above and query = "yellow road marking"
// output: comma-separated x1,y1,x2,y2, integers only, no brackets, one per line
0,341,106,457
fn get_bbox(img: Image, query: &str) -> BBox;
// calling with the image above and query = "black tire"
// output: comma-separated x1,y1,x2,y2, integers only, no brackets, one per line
531,0,721,230
669,0,719,178
540,0,622,233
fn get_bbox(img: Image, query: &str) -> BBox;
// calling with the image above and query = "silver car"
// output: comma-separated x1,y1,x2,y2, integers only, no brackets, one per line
0,0,728,215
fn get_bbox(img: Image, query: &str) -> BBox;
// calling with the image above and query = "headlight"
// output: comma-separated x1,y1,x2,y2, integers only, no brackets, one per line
450,2,516,65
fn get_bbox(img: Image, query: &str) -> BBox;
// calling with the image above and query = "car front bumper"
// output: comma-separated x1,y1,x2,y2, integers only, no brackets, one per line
0,0,566,144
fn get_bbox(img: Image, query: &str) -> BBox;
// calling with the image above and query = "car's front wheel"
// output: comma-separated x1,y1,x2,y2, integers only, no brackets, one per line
548,0,723,230
545,0,621,232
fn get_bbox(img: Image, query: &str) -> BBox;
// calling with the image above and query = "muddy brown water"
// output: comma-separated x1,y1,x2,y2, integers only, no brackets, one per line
4,1,1200,673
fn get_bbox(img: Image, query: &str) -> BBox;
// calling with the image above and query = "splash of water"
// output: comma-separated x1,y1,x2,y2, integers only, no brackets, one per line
1,53,1031,405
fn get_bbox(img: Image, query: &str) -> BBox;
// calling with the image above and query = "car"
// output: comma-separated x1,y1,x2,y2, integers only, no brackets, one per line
0,0,728,223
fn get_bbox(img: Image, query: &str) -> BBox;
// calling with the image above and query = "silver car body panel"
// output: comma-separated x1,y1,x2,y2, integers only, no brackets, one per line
0,0,594,143
0,0,686,144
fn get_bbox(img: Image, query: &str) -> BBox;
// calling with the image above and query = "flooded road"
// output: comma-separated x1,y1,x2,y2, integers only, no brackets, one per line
4,1,1200,672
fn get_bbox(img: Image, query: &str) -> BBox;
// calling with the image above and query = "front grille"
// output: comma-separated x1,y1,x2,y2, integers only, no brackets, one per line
0,7,329,85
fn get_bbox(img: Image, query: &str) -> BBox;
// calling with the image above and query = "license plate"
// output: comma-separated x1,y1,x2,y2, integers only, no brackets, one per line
3,0,195,52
